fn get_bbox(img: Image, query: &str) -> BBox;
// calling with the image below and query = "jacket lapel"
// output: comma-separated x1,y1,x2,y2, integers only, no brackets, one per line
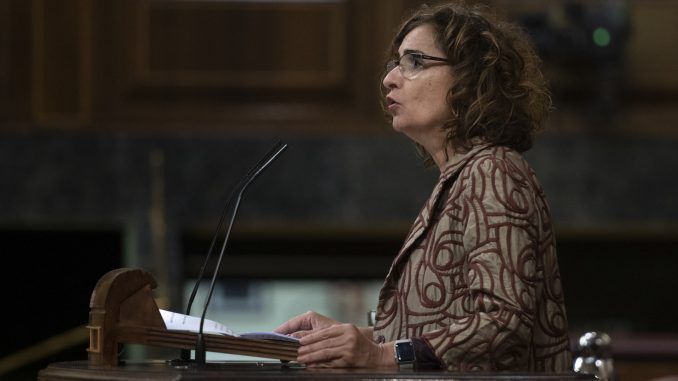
379,144,494,296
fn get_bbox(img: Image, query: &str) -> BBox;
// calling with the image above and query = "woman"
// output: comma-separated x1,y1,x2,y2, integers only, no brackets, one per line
275,2,571,372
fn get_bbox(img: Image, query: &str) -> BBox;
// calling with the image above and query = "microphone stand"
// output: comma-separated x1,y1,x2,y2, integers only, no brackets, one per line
180,141,288,366
177,141,286,363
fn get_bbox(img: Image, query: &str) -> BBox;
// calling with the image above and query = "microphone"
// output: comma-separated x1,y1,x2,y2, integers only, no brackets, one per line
190,141,287,366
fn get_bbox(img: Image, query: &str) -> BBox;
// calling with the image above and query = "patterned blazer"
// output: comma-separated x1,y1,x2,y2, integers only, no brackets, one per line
373,144,571,372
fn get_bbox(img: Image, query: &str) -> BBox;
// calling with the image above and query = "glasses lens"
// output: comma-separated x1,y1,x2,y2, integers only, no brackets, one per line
385,54,426,79
400,54,419,79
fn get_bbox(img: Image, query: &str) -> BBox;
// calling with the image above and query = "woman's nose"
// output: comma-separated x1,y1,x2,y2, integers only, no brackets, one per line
382,67,400,89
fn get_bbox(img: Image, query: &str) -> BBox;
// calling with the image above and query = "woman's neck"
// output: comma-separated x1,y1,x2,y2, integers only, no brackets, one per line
431,145,452,171
417,130,451,171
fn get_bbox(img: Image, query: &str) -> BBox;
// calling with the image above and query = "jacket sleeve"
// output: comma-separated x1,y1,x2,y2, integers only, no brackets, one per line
417,156,540,371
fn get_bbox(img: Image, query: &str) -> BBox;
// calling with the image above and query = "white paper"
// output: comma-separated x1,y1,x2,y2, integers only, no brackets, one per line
159,309,236,336
159,309,299,343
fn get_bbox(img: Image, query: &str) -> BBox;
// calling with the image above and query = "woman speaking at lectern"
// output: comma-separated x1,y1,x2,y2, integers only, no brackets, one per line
275,2,571,372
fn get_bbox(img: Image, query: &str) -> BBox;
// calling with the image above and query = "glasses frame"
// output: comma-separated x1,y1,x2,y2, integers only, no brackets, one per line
387,52,450,79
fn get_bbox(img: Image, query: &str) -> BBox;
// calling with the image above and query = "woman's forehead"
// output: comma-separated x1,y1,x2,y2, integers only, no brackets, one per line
398,24,440,55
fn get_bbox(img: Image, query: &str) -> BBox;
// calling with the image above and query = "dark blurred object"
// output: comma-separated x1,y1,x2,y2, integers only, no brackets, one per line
521,1,630,67
367,310,376,327
519,1,631,127
574,331,617,381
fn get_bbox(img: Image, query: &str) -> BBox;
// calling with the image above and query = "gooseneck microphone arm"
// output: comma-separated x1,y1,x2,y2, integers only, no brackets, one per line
179,141,286,362
194,141,288,366
184,141,285,316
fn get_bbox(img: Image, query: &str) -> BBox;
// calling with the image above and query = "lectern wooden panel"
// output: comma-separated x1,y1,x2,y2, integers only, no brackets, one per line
86,267,298,367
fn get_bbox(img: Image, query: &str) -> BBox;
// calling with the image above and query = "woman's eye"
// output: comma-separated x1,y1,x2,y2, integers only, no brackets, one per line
410,55,424,68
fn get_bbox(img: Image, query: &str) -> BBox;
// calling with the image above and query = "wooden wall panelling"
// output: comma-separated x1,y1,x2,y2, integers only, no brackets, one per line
31,0,92,126
95,0,560,134
0,0,33,123
95,0,414,134
348,0,406,116
627,0,678,92
0,0,8,119
91,0,134,123
134,0,347,89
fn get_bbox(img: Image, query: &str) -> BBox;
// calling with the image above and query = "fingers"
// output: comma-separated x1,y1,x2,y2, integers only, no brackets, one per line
297,326,346,365
299,324,353,346
296,324,366,367
289,330,314,339
275,311,341,334
273,311,315,334
272,319,296,334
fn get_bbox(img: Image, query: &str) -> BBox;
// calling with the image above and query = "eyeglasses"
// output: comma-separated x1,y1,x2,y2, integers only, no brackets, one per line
386,52,450,80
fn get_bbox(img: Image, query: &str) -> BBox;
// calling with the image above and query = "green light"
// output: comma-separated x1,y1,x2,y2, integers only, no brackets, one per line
593,27,611,47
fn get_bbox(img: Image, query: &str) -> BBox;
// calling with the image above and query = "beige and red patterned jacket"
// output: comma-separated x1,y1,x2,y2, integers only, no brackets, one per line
373,144,571,372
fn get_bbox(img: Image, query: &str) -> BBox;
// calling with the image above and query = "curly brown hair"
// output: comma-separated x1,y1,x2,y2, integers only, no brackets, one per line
384,2,552,163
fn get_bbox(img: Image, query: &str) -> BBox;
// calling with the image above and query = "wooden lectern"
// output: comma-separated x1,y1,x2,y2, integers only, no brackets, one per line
86,267,298,367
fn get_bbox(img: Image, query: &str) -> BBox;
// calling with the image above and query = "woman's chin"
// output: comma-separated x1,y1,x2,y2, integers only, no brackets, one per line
390,119,408,134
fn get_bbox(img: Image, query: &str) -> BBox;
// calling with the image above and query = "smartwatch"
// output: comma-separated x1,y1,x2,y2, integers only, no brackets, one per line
394,339,415,369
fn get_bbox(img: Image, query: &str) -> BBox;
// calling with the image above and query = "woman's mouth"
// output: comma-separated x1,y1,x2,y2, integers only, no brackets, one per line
386,97,399,111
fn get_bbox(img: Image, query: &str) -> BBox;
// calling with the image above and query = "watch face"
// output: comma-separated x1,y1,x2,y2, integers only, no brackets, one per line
396,341,415,362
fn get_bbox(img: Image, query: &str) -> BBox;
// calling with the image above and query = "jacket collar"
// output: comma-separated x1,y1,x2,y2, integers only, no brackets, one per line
379,143,494,294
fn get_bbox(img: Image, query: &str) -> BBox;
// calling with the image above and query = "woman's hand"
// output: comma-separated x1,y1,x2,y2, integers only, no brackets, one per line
275,311,394,367
273,311,341,339
296,323,396,368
